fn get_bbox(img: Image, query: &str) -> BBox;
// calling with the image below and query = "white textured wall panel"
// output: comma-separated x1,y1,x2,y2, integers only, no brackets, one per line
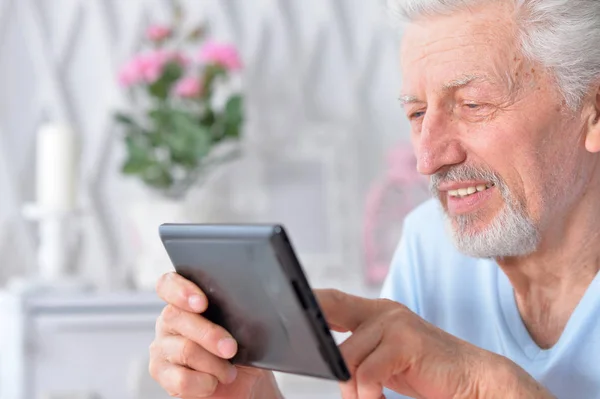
0,0,410,293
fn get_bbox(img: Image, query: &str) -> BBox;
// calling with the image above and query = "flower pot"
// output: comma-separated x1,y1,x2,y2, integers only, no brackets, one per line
127,192,191,291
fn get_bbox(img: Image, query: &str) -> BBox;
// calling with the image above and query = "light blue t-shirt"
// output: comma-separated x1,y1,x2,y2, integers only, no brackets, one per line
380,199,600,399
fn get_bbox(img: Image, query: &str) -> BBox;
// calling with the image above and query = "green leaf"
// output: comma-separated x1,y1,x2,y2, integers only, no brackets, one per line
223,95,244,138
127,133,148,152
114,112,137,127
163,61,184,83
142,161,173,188
121,135,152,174
189,125,211,158
200,108,216,126
223,122,240,139
148,107,173,134
146,130,164,147
147,61,184,100
121,157,146,174
225,95,243,122
168,110,212,165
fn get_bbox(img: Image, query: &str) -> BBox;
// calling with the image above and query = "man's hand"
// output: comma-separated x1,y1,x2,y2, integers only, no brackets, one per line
316,289,555,399
149,272,283,399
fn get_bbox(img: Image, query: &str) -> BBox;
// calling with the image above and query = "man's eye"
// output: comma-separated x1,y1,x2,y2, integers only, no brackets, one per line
464,103,481,109
410,111,425,119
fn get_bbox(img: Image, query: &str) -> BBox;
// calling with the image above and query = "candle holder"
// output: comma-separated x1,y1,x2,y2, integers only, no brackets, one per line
9,203,93,294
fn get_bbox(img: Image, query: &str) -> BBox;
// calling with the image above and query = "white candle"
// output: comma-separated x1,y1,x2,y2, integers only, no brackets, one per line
36,124,78,212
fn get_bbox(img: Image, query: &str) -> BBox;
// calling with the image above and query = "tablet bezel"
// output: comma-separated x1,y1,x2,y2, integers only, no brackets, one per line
158,223,351,382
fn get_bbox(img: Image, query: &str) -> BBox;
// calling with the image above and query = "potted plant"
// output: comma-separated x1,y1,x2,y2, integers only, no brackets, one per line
114,7,244,289
115,15,244,199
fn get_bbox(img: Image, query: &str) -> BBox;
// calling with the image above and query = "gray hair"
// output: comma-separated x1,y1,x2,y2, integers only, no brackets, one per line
387,0,600,110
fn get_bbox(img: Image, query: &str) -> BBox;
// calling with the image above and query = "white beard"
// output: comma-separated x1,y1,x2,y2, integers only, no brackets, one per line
430,164,540,258
442,198,540,258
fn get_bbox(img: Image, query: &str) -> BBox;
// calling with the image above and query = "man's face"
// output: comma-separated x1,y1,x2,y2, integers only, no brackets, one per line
400,2,593,258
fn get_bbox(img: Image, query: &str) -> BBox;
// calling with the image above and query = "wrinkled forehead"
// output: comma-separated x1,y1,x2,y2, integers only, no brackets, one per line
399,3,521,94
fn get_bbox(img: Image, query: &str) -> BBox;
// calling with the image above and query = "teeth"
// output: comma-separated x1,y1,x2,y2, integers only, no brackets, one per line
448,184,493,198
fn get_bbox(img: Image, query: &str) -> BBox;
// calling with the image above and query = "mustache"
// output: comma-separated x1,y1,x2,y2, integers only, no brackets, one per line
429,165,503,196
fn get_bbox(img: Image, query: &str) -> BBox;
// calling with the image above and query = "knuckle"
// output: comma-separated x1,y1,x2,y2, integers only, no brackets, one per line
149,340,161,359
162,304,182,324
331,288,345,299
171,369,192,396
170,370,217,398
180,339,197,366
375,298,401,312
197,374,219,396
326,288,345,305
378,301,409,324
197,320,219,342
148,359,160,379
155,314,164,334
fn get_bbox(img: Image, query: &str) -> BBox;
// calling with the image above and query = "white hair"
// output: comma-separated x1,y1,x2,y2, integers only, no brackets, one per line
387,0,600,109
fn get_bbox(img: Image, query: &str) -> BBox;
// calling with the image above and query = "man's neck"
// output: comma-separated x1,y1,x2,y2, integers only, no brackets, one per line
496,192,600,349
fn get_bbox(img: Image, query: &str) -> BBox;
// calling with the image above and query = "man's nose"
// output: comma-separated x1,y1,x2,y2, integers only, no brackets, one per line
414,111,466,176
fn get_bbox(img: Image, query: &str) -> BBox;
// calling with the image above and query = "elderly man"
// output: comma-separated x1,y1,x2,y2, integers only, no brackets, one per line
149,0,600,398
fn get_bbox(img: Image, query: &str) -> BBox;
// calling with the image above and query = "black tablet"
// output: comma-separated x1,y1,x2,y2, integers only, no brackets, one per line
158,223,351,381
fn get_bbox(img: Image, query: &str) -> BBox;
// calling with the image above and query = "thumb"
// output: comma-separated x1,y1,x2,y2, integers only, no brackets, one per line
314,289,379,332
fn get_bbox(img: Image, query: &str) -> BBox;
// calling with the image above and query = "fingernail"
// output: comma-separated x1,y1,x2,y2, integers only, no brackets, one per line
225,366,238,384
218,337,237,358
188,295,204,312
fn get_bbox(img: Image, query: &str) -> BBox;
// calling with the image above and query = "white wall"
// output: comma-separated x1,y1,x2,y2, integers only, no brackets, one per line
0,0,410,292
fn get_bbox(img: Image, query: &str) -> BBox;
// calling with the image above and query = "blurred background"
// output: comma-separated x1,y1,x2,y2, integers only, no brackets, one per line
0,0,429,398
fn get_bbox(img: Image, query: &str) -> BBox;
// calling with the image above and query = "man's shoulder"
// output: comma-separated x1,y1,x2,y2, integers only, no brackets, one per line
383,198,497,324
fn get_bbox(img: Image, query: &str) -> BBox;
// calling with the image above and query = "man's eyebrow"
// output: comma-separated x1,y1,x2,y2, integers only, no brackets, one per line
399,74,493,107
398,95,423,107
442,74,490,91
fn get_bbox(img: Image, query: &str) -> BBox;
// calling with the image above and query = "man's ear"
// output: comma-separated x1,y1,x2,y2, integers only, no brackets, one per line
585,85,600,153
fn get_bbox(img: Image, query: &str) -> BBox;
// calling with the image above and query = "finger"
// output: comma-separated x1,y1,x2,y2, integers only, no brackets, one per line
156,335,238,385
339,378,359,399
160,305,238,359
337,322,382,399
358,381,384,399
155,362,218,398
156,272,208,313
338,320,383,372
356,345,420,399
339,383,385,399
315,289,382,332
355,344,386,399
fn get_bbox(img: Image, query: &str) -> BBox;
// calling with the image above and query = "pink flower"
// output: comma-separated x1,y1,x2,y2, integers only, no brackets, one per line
117,50,188,87
140,50,170,82
118,59,143,87
146,24,172,42
198,40,242,71
174,76,203,98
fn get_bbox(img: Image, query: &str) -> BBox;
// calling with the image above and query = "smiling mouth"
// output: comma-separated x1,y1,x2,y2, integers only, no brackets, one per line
448,183,495,198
